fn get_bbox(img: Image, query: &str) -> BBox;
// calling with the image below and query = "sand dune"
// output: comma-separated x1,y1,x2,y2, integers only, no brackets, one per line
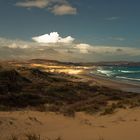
0,108,140,140
0,60,140,140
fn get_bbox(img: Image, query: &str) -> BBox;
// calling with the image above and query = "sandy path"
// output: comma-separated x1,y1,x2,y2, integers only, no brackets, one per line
0,108,140,140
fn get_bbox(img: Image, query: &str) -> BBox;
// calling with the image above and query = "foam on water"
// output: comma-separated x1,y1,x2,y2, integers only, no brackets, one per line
96,66,140,82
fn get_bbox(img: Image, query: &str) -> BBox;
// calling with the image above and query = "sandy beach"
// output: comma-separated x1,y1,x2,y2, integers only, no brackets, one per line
77,71,140,93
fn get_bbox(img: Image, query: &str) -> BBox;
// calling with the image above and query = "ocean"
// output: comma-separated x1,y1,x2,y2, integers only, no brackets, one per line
95,66,140,82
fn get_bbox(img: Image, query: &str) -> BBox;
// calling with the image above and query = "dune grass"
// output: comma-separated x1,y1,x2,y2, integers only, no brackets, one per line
8,134,62,140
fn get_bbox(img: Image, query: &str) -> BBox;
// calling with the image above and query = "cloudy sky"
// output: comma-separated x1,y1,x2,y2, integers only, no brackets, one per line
0,0,140,62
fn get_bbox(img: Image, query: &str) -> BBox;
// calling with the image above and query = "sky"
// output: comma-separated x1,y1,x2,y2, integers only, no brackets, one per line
0,0,140,62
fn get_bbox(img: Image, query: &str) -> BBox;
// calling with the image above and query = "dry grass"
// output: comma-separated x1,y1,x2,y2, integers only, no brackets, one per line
8,134,62,140
0,63,140,116
25,134,42,140
8,135,18,140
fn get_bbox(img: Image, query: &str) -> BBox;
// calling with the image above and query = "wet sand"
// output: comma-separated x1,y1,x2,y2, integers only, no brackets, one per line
77,71,140,93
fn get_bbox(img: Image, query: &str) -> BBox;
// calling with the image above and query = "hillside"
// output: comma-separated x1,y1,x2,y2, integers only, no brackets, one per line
0,60,140,116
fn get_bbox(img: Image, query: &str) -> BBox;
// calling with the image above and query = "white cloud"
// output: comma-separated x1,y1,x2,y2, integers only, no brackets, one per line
0,36,140,62
32,32,75,44
75,43,91,54
8,43,19,49
51,5,77,15
0,37,36,49
15,0,49,8
15,0,77,15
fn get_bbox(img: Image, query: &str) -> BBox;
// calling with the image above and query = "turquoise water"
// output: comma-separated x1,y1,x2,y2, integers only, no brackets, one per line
96,66,140,82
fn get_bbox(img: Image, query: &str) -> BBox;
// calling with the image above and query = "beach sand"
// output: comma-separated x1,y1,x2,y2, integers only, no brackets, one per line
76,72,140,93
0,108,140,140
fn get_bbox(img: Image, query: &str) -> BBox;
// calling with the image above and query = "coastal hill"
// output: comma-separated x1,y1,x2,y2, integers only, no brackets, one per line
0,59,140,140
0,59,140,115
29,59,140,67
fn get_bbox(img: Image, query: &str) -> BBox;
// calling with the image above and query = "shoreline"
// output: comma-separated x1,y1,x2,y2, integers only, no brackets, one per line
77,71,140,93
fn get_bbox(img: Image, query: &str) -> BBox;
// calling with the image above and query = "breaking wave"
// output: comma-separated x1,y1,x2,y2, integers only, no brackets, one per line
96,66,140,82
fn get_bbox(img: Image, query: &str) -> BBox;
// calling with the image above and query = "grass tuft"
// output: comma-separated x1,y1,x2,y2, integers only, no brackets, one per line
8,135,18,140
25,134,42,140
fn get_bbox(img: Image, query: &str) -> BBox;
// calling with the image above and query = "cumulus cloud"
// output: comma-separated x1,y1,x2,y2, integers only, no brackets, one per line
51,5,77,15
0,35,140,62
32,32,75,44
15,0,77,15
75,43,91,54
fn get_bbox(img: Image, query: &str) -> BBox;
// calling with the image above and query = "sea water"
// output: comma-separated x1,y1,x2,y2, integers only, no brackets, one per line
96,66,140,82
